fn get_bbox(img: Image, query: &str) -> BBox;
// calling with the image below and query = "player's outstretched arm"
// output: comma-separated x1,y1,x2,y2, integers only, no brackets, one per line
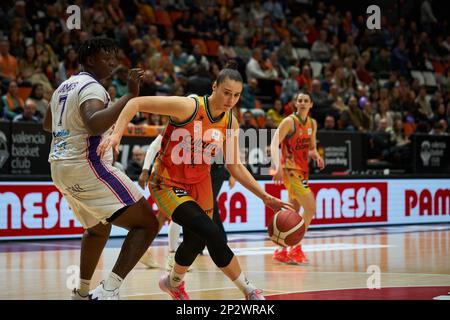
224,115,294,213
97,96,196,157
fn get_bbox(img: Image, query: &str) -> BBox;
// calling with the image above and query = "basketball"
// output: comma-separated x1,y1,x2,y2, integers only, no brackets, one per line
268,210,306,247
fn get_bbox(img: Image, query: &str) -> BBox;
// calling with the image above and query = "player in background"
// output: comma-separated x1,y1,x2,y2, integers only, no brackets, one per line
270,92,325,264
43,37,159,299
97,62,293,300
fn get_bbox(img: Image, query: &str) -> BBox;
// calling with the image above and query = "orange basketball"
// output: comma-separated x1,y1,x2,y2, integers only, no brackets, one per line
268,209,305,247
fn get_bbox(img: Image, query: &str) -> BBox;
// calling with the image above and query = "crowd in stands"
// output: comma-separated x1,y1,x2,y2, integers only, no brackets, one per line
1,0,449,171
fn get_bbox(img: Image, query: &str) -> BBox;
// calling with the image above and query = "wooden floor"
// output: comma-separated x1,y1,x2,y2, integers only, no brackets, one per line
1,224,449,300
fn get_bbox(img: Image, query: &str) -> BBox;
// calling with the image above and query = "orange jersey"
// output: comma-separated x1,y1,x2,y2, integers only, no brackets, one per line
153,95,232,186
281,113,314,172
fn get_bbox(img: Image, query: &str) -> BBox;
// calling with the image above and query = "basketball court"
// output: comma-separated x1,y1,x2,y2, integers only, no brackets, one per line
1,223,449,300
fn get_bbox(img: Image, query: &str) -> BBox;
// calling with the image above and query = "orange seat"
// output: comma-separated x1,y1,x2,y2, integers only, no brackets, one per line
17,86,32,102
155,10,172,27
190,38,208,55
205,40,220,57
169,11,183,24
403,123,416,137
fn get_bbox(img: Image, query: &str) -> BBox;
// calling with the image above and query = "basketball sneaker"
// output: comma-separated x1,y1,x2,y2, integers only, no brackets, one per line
159,274,190,300
287,244,309,265
71,288,89,300
272,247,292,264
140,250,160,269
245,289,265,300
89,281,120,300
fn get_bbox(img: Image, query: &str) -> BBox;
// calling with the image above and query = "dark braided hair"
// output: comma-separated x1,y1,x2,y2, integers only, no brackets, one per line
78,37,118,65
216,60,243,85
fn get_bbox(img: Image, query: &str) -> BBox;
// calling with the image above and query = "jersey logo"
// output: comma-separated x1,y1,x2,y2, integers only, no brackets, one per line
211,129,221,141
194,121,201,133
301,179,309,188
173,188,188,197
307,128,312,135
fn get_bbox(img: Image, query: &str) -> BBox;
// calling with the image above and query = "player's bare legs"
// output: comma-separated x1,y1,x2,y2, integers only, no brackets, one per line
109,197,159,278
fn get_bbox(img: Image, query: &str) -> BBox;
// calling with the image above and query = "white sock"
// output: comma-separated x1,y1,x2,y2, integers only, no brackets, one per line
168,222,182,252
104,272,123,291
78,279,90,296
169,269,186,287
233,272,256,296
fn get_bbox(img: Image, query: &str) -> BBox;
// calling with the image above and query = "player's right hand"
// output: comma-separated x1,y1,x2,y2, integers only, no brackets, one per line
97,133,121,158
127,68,144,97
138,169,149,189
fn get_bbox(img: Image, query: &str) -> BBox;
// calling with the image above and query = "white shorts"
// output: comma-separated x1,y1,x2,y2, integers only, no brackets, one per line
51,160,143,229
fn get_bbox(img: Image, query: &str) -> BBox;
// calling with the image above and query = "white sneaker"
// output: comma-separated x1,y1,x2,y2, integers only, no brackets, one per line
71,288,89,300
140,250,160,269
89,281,120,300
165,251,175,272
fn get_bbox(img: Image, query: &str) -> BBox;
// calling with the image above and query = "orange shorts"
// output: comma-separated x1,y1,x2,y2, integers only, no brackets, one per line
283,168,311,201
149,173,213,219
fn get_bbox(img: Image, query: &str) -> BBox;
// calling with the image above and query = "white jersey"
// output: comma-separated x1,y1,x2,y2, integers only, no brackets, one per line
48,71,143,229
48,72,113,163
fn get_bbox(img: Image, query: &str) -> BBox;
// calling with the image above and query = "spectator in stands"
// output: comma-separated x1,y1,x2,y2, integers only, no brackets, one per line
429,119,448,135
126,145,145,177
310,78,332,126
112,66,129,98
233,35,252,66
18,45,39,84
263,0,285,21
0,39,18,83
185,64,212,96
1,80,24,120
28,83,48,119
297,65,313,92
170,43,188,74
420,0,438,33
340,95,369,132
218,34,237,66
240,111,258,131
391,39,410,76
374,99,395,132
107,0,126,26
241,78,259,112
323,115,336,130
311,30,331,62
174,11,196,45
246,48,277,81
362,100,376,132
12,99,41,123
56,47,80,85
266,99,284,126
139,70,159,97
370,47,391,79
187,44,210,72
281,66,299,104
415,86,433,119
